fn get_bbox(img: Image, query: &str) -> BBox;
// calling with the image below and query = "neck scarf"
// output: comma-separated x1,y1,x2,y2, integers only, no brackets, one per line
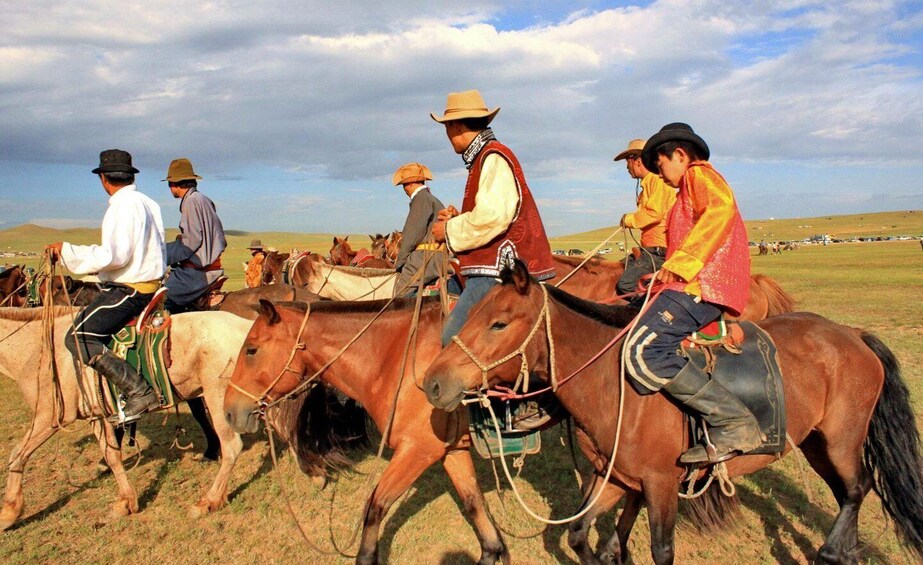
462,128,496,169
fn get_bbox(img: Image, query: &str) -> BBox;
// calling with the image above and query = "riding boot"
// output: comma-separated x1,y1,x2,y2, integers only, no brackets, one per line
661,361,763,465
90,351,160,424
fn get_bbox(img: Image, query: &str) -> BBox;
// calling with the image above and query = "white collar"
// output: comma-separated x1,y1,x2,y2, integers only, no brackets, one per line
409,185,428,201
108,184,137,204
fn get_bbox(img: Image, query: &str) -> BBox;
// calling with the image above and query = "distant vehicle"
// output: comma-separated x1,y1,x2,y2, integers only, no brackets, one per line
597,247,612,255
552,249,567,256
568,249,584,256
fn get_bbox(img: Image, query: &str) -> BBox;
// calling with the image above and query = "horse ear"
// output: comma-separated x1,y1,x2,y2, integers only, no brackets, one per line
333,237,339,245
369,234,375,241
258,299,281,326
344,236,349,242
500,259,531,295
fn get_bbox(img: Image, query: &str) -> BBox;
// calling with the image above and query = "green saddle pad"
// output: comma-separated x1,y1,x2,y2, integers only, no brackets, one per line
105,310,174,415
468,401,541,460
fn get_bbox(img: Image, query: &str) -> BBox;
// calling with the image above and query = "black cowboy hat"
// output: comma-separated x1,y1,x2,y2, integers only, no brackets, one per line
91,149,140,175
641,123,710,173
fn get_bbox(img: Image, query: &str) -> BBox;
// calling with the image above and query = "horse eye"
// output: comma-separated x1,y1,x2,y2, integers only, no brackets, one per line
490,321,508,331
246,347,257,356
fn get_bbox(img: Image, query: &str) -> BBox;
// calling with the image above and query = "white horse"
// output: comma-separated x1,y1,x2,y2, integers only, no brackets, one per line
0,307,254,529
292,258,396,300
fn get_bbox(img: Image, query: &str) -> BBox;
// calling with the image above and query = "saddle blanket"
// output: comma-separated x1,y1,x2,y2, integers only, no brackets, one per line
103,309,174,418
683,321,786,456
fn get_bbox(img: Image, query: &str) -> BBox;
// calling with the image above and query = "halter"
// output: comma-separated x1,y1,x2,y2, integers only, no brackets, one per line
451,284,557,396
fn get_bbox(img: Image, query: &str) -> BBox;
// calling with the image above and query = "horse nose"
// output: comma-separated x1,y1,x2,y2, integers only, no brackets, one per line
426,378,442,404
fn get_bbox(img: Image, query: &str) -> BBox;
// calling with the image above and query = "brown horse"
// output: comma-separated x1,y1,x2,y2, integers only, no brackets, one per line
423,261,923,564
260,250,291,285
224,298,508,564
385,231,402,265
0,266,26,307
331,236,392,270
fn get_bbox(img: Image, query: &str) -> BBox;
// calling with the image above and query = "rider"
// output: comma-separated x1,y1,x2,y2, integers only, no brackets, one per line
163,158,227,313
430,89,555,346
391,162,448,297
626,123,761,465
46,149,166,423
244,240,267,288
612,138,676,306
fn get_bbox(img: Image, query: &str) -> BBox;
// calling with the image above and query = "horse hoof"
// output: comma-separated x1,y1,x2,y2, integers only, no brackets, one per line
311,475,327,489
110,499,133,519
0,511,18,531
188,503,210,519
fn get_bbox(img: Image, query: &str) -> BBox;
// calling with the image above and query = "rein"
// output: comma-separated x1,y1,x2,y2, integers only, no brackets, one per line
554,226,624,288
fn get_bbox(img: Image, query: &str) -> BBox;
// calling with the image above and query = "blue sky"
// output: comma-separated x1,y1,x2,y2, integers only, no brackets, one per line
1,1,921,237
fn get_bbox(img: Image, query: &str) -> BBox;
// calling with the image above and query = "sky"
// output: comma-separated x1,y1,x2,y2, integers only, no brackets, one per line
1,0,921,237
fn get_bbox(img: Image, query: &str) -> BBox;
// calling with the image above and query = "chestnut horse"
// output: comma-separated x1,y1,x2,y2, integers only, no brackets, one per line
385,231,402,265
0,266,26,307
423,262,923,564
224,298,508,564
331,236,392,270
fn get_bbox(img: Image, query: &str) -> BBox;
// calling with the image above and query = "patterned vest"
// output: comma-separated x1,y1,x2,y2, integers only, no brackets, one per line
457,141,555,280
666,163,750,315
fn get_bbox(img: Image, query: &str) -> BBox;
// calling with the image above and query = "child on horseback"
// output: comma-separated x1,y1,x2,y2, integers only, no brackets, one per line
626,123,761,465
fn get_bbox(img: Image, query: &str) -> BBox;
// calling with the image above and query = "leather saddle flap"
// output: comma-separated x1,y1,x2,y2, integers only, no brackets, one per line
683,321,786,455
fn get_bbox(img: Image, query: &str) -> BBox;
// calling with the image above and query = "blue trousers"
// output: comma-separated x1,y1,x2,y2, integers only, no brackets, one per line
441,276,499,347
623,290,722,394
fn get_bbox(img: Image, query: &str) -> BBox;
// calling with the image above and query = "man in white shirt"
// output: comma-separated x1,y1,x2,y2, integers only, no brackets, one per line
47,149,167,423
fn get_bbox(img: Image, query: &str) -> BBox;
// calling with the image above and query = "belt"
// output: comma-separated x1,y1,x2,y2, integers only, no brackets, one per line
179,257,223,272
415,243,445,252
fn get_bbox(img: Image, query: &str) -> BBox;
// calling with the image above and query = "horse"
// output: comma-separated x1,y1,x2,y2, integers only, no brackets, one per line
224,297,509,565
0,307,351,530
0,266,26,307
290,258,397,301
214,284,322,319
369,233,394,267
422,261,923,564
331,236,392,270
385,231,402,265
259,250,291,285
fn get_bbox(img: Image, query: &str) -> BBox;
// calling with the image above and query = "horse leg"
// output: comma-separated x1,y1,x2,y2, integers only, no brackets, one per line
189,391,243,518
567,474,625,564
600,491,643,565
0,417,58,530
187,397,220,461
93,419,139,519
357,446,440,565
800,432,872,564
442,449,508,565
644,481,679,565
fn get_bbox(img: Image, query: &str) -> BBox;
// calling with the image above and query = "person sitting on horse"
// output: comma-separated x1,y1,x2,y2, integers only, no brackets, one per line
391,162,452,297
46,149,166,423
163,158,227,313
244,239,267,288
612,138,676,306
430,89,555,347
625,124,761,465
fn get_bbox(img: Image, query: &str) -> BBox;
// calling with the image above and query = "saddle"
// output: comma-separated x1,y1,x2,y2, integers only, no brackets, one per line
102,288,175,419
682,320,787,456
192,274,229,311
467,390,565,460
350,248,375,267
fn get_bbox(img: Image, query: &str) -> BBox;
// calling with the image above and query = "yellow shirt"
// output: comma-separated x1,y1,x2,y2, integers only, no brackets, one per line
622,172,676,248
245,254,264,288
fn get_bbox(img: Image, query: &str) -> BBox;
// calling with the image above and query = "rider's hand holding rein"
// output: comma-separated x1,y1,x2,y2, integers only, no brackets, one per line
655,267,682,285
44,241,63,263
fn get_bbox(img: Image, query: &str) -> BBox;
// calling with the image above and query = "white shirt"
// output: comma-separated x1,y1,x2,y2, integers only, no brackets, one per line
445,153,519,252
61,185,167,283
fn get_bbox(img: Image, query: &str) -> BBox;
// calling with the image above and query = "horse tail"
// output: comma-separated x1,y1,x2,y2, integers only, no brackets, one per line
862,331,923,559
681,485,739,532
752,274,796,316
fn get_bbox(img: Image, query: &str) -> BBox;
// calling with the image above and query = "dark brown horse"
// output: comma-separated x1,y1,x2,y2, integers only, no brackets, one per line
423,261,923,564
224,298,508,564
0,266,26,307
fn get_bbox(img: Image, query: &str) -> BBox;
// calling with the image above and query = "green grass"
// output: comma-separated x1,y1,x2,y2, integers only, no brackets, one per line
0,216,922,563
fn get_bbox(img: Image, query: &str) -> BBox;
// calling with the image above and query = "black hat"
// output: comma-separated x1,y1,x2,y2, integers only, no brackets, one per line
641,123,710,173
92,149,140,175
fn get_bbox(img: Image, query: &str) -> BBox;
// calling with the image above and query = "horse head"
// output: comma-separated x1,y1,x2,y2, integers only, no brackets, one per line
386,231,402,263
260,251,290,285
329,236,356,266
424,259,548,411
369,233,389,260
224,299,312,434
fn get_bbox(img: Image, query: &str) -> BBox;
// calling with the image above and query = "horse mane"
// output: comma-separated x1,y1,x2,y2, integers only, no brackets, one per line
544,284,640,328
751,274,796,316
275,296,441,316
0,306,82,321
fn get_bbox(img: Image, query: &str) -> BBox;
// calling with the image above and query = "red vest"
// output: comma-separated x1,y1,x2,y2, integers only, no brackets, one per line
457,141,555,280
665,163,750,315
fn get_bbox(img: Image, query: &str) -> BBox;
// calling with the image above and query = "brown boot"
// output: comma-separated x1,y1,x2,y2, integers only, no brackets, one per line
90,352,160,424
662,361,763,465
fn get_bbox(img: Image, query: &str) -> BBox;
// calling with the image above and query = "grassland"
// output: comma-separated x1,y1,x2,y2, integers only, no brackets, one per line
0,214,921,564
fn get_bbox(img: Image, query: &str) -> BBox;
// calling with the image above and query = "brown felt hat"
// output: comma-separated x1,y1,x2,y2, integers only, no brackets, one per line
92,149,139,174
430,90,499,124
613,139,645,161
163,158,202,182
392,162,433,186
247,239,265,250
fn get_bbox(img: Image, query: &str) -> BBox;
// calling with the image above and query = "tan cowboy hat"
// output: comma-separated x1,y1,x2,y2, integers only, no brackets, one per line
613,139,645,161
163,158,203,182
392,162,433,186
430,90,500,124
247,239,265,250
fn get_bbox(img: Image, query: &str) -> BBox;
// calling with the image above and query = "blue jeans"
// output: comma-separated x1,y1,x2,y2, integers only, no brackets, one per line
441,276,499,347
623,290,722,394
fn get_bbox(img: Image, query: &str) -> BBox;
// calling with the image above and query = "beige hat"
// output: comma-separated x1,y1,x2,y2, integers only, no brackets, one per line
163,158,203,182
613,139,645,161
430,90,500,124
392,162,433,186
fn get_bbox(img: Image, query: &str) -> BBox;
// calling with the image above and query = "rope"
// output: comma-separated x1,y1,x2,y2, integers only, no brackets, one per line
554,226,624,288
